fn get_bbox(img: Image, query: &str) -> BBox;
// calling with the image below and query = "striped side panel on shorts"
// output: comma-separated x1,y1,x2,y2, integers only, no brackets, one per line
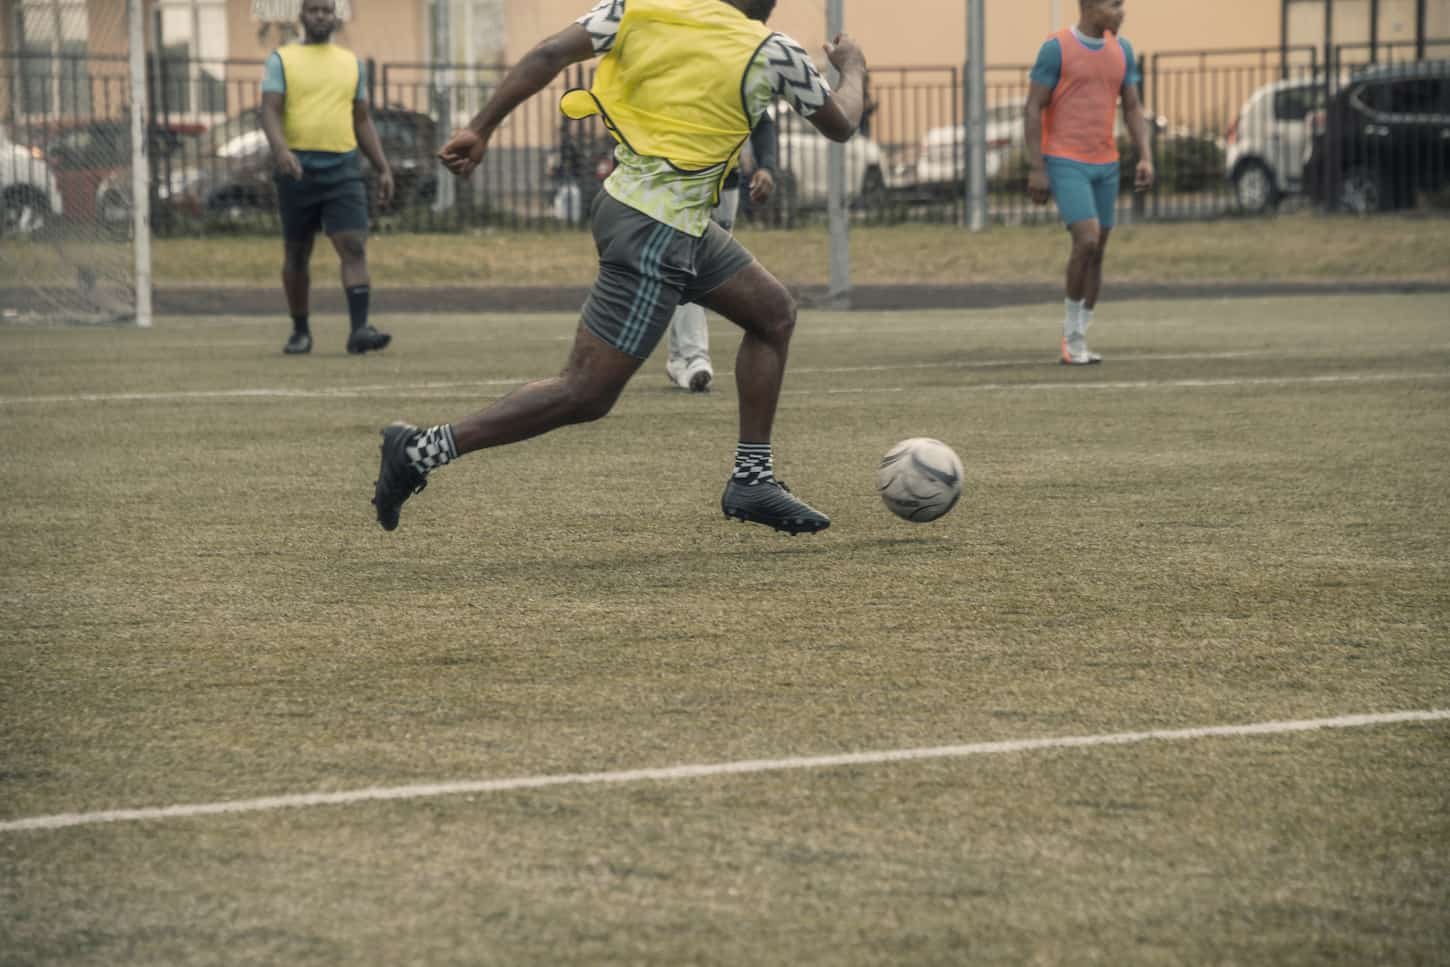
618,222,674,357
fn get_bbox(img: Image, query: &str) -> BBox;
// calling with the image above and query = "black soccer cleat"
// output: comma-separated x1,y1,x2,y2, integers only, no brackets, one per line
373,422,427,532
347,324,392,355
721,478,831,535
283,331,312,355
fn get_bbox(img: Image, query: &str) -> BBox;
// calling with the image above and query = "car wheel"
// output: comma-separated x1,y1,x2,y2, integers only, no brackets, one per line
1338,166,1385,214
1232,160,1278,214
855,166,887,211
1,186,50,237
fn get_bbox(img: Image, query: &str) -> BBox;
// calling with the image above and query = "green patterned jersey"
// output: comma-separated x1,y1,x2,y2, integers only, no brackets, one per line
575,0,831,236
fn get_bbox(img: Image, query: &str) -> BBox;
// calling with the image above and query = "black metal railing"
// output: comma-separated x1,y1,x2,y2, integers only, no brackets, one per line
3,44,1446,239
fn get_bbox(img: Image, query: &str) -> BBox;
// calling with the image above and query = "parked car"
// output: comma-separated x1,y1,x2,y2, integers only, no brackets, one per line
0,125,63,236
1303,59,1450,213
97,105,440,230
24,119,202,222
766,101,893,213
906,104,1026,195
903,107,1170,197
1225,77,1327,213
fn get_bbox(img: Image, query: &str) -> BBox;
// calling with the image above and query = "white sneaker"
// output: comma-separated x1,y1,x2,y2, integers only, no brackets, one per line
666,355,713,392
1060,336,1102,366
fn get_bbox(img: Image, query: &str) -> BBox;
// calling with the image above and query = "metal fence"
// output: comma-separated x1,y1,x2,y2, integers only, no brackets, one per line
3,42,1447,240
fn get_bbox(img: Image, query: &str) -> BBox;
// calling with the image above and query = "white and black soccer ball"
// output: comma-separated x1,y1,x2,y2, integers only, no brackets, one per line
877,437,964,523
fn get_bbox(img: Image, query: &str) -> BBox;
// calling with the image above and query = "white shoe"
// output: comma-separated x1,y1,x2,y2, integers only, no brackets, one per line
667,355,713,392
1060,336,1102,366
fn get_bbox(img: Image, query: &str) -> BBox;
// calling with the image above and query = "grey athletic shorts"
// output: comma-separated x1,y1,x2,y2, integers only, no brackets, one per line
581,192,755,359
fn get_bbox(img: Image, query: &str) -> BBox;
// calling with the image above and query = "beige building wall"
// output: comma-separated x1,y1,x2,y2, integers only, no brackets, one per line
502,0,1282,69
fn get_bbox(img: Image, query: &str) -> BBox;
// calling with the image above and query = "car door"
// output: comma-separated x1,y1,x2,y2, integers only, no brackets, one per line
1272,83,1319,191
1382,76,1444,196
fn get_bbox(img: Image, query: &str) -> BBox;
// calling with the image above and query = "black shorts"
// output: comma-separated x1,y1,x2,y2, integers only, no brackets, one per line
274,155,369,241
580,192,755,360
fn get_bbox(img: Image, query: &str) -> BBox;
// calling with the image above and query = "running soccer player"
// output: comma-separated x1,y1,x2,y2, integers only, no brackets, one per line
260,0,393,356
1024,0,1154,365
371,0,868,536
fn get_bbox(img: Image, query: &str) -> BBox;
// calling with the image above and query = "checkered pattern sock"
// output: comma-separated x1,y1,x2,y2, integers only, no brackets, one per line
405,424,456,475
732,442,775,486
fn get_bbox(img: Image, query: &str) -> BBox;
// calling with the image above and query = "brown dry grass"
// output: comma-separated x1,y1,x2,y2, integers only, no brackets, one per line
1,295,1448,964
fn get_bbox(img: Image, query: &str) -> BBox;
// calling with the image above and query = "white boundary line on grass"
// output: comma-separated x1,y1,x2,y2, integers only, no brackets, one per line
1,368,1446,408
3,710,1446,834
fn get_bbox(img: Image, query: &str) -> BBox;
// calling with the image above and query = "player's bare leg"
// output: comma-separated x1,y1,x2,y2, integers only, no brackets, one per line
371,324,641,532
332,229,390,354
281,234,315,354
700,261,829,535
1062,219,1104,365
451,325,642,452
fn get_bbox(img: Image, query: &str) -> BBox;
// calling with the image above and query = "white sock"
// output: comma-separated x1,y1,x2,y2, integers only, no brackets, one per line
1064,298,1084,340
1080,305,1095,335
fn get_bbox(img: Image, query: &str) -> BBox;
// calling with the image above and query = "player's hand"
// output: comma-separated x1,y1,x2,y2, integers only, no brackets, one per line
1135,160,1155,193
276,150,303,181
377,169,395,208
823,34,867,75
1027,165,1050,205
749,168,775,204
438,128,487,178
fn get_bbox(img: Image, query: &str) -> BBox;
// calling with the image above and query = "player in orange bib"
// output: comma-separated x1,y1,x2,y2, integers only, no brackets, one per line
1024,0,1154,365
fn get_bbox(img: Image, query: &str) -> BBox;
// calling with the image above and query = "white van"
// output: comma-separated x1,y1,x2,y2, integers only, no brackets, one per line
1225,77,1325,213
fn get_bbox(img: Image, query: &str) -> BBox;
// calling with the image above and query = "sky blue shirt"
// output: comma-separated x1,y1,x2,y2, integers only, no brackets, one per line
261,49,367,171
1030,30,1140,93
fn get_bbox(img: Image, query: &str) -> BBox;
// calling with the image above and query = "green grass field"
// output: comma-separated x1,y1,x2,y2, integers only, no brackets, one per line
2,295,1448,965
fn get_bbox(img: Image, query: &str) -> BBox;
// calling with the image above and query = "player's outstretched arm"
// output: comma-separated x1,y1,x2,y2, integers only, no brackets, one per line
808,33,868,143
438,24,596,177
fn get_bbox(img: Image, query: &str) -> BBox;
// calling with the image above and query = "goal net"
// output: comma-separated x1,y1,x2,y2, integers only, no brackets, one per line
1,0,148,325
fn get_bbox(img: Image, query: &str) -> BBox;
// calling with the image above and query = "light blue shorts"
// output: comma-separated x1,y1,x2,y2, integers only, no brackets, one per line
1046,156,1121,229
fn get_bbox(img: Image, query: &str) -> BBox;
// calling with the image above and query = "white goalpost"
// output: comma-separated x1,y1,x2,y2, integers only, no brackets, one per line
128,0,152,328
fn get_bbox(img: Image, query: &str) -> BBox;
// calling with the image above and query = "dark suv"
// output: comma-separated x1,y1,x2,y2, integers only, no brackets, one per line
101,105,440,231
1304,59,1450,212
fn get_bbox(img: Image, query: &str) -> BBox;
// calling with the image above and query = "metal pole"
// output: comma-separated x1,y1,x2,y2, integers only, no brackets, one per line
1280,0,1290,79
1369,0,1379,63
967,0,987,231
1414,0,1426,60
826,0,849,308
432,0,456,214
127,0,152,328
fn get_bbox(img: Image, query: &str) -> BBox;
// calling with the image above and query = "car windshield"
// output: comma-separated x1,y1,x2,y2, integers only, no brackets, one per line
201,112,261,158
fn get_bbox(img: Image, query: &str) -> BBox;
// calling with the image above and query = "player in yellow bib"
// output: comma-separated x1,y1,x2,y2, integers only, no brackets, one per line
370,0,870,536
260,0,394,356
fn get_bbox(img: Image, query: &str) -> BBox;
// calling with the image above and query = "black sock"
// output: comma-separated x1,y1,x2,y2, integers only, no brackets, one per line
291,313,309,335
345,284,370,332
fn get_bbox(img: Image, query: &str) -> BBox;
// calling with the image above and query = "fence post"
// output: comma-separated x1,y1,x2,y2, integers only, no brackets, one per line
1133,52,1148,222
1149,52,1160,220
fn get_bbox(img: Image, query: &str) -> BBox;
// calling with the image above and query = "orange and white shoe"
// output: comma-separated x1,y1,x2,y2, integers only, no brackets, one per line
1060,336,1102,366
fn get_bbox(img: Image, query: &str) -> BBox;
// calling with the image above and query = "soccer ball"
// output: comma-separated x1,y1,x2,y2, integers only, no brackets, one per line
877,438,964,523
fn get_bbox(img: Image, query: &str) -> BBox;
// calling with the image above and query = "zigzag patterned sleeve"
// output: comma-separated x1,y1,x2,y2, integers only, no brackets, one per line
575,0,624,55
762,34,832,118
